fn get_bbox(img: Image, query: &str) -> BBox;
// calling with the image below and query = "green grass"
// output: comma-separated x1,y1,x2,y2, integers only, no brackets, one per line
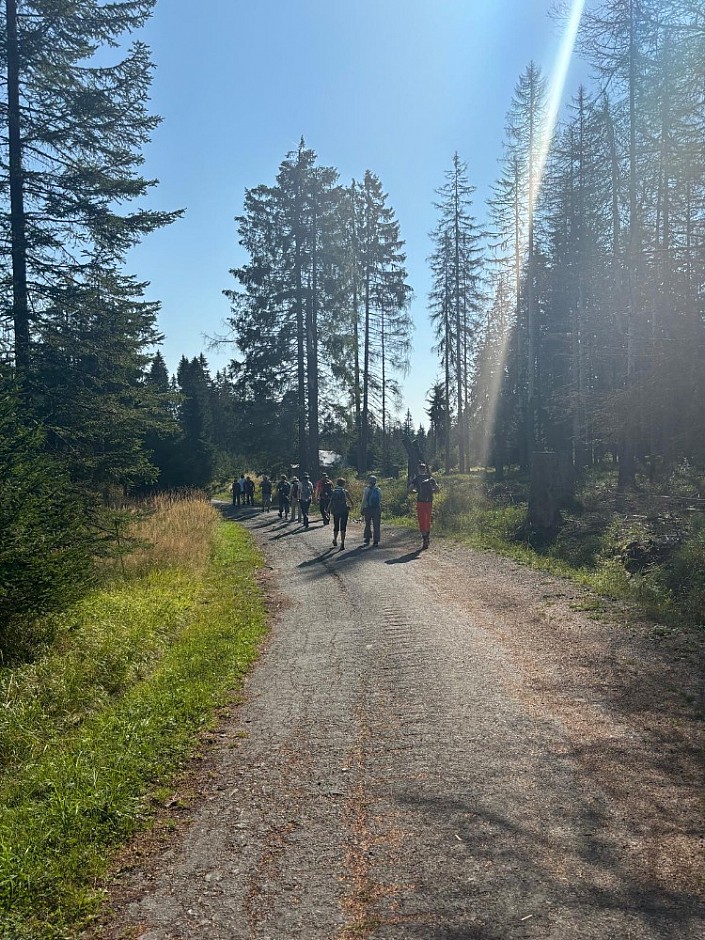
0,522,267,940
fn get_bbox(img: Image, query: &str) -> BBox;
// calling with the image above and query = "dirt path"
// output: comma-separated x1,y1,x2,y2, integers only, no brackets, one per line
97,504,704,940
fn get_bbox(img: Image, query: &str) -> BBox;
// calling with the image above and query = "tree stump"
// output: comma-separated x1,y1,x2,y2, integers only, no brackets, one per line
529,451,563,533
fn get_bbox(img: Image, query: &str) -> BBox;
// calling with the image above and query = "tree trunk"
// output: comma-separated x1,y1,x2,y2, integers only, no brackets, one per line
619,0,639,491
6,0,30,375
351,182,362,473
526,73,538,467
294,203,307,474
513,157,528,472
529,452,562,533
454,170,465,473
360,252,371,474
381,304,387,473
307,192,320,476
445,307,451,473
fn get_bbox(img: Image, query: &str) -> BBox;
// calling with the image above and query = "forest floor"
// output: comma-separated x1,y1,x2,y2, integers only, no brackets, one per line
91,503,704,940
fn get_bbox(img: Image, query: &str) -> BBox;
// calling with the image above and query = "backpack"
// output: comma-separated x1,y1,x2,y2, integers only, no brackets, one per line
330,486,347,513
300,479,313,501
416,476,434,501
279,480,290,498
367,486,381,509
321,480,334,498
290,480,300,499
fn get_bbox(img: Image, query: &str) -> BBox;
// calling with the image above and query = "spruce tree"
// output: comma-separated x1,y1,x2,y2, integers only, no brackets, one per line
1,0,178,379
351,170,412,472
429,153,484,472
227,140,346,474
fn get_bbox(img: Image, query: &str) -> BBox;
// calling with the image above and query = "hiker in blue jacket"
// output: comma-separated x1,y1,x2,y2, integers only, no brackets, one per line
361,474,382,546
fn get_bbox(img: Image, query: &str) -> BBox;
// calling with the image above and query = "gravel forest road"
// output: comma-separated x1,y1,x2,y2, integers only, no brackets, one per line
100,503,704,940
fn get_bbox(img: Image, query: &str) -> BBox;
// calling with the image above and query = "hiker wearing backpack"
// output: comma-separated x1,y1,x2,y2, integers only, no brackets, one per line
361,474,382,546
409,462,440,550
299,473,314,529
317,473,334,525
330,478,353,550
260,475,273,512
290,476,301,523
276,474,291,520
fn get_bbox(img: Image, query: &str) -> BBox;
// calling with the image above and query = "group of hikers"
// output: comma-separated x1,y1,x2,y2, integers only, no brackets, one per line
231,463,440,552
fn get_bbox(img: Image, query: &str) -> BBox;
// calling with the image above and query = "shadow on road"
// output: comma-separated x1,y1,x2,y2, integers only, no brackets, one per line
385,549,422,565
217,502,425,576
393,788,703,939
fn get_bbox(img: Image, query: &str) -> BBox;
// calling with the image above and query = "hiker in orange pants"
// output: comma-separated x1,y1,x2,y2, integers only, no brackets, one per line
409,462,440,550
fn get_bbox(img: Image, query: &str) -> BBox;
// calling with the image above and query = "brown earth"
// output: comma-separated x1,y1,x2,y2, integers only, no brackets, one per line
89,503,704,940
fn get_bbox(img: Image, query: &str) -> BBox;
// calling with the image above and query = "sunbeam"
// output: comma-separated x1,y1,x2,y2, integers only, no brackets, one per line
535,0,587,202
479,0,586,470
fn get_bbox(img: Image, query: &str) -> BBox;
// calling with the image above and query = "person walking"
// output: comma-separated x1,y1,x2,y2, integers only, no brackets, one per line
361,474,382,546
317,473,334,525
261,475,272,512
231,477,239,507
330,478,353,550
290,476,301,524
409,462,440,550
276,475,291,520
299,473,313,529
245,475,255,506
237,474,246,506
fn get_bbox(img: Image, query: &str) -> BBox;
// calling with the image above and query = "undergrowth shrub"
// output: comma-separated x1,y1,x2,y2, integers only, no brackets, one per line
0,384,94,664
662,517,705,624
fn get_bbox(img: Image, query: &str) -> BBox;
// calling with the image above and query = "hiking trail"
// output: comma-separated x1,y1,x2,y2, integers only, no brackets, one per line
96,504,704,940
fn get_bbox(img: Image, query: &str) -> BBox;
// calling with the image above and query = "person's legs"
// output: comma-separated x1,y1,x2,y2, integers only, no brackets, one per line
301,499,311,527
363,510,372,544
417,502,432,548
372,507,381,545
340,511,349,548
332,513,340,545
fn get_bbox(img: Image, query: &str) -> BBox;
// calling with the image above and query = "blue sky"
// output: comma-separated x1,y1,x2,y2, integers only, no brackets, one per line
128,0,591,427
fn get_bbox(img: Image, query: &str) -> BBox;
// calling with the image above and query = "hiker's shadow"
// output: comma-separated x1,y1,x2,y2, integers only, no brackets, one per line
385,549,422,565
298,547,337,568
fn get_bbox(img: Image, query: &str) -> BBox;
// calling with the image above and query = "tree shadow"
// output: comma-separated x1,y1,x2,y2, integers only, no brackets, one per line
387,785,703,939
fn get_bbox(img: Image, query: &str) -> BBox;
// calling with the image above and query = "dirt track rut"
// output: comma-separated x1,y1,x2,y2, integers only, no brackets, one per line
98,504,704,940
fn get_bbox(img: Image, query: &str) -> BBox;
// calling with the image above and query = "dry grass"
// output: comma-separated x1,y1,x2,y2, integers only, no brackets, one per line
119,493,220,579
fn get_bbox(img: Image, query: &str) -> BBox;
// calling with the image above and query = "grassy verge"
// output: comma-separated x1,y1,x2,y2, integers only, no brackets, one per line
0,500,267,940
